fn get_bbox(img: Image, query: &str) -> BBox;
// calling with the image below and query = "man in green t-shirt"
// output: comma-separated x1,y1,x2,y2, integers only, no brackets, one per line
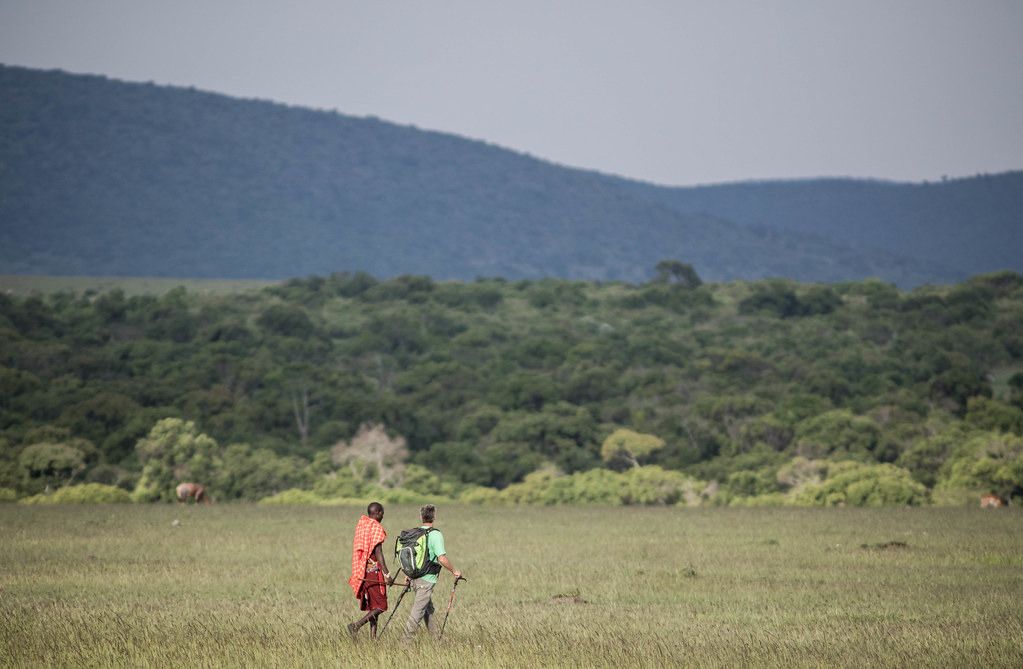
402,504,463,642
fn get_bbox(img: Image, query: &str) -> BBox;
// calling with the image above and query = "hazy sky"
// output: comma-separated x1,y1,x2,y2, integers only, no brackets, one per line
1,0,1021,186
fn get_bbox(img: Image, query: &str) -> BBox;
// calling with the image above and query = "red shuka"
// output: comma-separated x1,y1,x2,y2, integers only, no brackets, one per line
348,515,387,597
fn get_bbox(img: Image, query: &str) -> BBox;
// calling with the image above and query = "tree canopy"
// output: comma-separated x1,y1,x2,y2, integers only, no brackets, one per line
2,269,1022,506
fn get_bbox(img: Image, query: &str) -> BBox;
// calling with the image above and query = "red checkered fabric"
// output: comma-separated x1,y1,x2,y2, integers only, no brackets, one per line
348,515,387,596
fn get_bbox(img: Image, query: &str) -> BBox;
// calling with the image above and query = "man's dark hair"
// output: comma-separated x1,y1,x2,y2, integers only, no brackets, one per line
367,501,383,516
420,504,436,523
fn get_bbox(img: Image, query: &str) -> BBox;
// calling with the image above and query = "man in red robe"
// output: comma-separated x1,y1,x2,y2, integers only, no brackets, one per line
347,502,393,639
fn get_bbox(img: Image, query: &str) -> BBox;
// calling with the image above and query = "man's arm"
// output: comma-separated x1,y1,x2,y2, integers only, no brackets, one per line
437,554,462,580
372,543,394,585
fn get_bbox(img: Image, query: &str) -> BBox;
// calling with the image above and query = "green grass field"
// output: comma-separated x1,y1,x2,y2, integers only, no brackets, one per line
2,505,1022,668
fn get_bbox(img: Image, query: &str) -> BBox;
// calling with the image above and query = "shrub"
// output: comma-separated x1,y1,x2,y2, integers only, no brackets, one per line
543,468,625,505
622,465,696,505
258,489,323,505
459,485,505,505
934,431,1023,502
378,488,454,505
19,483,132,504
312,468,367,499
728,492,788,507
793,462,929,506
400,463,463,499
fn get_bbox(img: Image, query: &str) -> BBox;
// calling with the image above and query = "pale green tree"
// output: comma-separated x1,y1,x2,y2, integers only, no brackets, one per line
934,431,1023,504
331,422,409,488
19,441,90,491
601,428,666,469
134,418,221,502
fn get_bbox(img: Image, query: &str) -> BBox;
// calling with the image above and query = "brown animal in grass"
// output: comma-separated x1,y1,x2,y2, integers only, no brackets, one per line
980,493,1006,508
176,482,211,505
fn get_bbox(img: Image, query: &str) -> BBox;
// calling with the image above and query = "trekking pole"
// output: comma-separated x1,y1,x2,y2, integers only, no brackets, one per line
378,580,412,638
439,576,466,639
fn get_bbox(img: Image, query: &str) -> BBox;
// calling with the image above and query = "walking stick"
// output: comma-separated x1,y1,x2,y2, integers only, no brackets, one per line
378,580,413,638
439,576,466,639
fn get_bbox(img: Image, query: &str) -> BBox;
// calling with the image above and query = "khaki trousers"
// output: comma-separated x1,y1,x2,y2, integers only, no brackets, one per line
402,578,439,641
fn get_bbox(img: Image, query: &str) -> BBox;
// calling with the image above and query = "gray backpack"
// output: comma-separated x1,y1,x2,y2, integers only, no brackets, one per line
394,527,441,578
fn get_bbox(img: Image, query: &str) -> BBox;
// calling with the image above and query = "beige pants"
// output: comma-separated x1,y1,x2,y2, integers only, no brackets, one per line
402,579,439,641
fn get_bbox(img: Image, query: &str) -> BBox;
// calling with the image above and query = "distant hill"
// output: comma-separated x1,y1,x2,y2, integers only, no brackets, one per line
1,64,1019,287
613,174,1023,282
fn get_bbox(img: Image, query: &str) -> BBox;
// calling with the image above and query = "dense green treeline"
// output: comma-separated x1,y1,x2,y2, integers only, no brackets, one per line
2,268,1022,506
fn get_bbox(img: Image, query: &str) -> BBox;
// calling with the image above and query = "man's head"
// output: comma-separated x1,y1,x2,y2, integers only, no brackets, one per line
367,501,384,521
420,504,436,524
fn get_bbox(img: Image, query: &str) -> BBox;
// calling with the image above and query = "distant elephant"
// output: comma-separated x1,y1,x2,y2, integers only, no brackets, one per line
176,482,211,505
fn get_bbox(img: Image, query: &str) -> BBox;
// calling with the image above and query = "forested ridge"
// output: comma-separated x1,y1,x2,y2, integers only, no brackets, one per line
4,64,1021,288
615,172,1023,282
3,268,1022,506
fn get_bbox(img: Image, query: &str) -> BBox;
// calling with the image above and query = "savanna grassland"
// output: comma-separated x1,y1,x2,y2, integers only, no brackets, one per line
2,504,1021,668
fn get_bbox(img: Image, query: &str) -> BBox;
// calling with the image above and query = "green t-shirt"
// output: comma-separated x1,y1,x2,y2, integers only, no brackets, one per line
421,526,446,584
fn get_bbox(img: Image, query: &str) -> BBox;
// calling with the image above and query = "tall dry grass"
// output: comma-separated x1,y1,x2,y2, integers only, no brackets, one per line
1,504,1021,667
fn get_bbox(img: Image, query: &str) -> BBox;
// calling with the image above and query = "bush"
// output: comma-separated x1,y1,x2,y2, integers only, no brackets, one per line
400,463,464,499
377,488,454,505
312,468,367,499
19,483,132,504
459,485,505,505
793,462,929,506
727,492,788,507
483,465,705,506
0,487,18,503
543,468,625,505
934,431,1023,501
623,466,698,505
258,489,323,505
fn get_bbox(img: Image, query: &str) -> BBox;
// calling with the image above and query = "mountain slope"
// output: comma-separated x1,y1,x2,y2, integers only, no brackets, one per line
614,174,1023,280
0,65,1007,286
